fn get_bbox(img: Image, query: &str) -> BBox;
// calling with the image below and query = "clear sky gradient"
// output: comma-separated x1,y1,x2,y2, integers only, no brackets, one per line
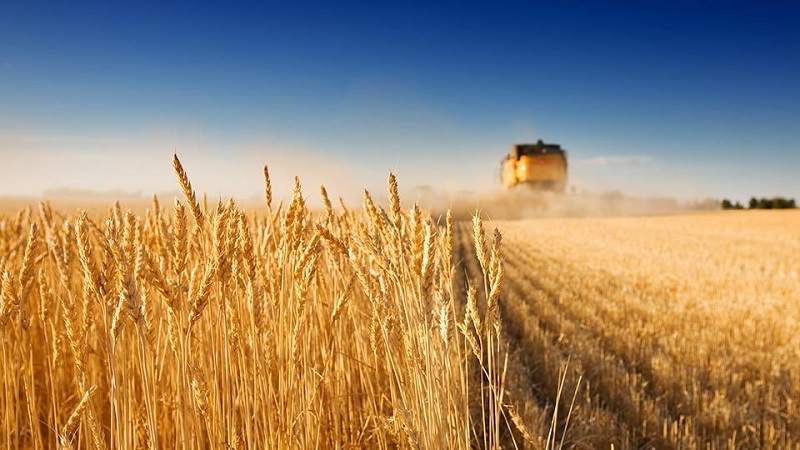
1,1,798,204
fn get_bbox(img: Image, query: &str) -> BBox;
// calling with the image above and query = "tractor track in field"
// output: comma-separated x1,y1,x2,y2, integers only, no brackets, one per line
500,242,680,449
453,221,679,450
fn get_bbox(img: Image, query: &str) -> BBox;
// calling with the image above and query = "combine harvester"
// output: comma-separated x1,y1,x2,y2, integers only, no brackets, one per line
438,140,572,219
484,140,570,218
500,140,568,192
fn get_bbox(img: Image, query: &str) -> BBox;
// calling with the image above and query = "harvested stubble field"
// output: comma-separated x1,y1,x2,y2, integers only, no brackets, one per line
1,155,798,449
459,210,800,449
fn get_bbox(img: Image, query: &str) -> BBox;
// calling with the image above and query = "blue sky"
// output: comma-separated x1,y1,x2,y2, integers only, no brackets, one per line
1,1,798,204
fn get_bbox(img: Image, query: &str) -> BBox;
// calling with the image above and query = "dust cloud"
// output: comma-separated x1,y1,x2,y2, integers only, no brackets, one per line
412,186,719,222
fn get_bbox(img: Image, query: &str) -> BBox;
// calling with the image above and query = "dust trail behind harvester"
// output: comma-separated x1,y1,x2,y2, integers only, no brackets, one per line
416,186,717,221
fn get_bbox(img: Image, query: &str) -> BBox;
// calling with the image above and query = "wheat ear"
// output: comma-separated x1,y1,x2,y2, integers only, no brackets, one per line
172,153,204,228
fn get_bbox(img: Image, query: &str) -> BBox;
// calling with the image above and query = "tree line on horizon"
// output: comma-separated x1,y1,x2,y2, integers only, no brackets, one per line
721,197,796,210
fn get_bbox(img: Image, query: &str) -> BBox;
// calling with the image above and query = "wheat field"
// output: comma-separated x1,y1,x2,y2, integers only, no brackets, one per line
2,156,798,449
466,211,800,449
0,156,512,449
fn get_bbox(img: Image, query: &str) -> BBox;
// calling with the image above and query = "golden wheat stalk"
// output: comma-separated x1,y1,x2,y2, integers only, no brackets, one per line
172,153,204,227
188,262,216,328
0,270,15,325
59,386,96,449
320,185,334,224
263,165,273,210
388,172,401,224
472,215,488,275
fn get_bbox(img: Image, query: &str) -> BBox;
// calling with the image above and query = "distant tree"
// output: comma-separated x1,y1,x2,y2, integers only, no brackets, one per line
742,197,797,210
723,197,795,210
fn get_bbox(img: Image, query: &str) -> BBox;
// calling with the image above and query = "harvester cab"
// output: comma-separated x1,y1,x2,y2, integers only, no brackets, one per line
501,140,568,192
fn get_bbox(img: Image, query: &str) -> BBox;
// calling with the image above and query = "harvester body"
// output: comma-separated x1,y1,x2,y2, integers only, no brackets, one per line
501,141,568,192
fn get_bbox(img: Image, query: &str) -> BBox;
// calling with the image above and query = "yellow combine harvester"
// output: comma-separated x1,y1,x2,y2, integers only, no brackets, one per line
501,140,568,192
